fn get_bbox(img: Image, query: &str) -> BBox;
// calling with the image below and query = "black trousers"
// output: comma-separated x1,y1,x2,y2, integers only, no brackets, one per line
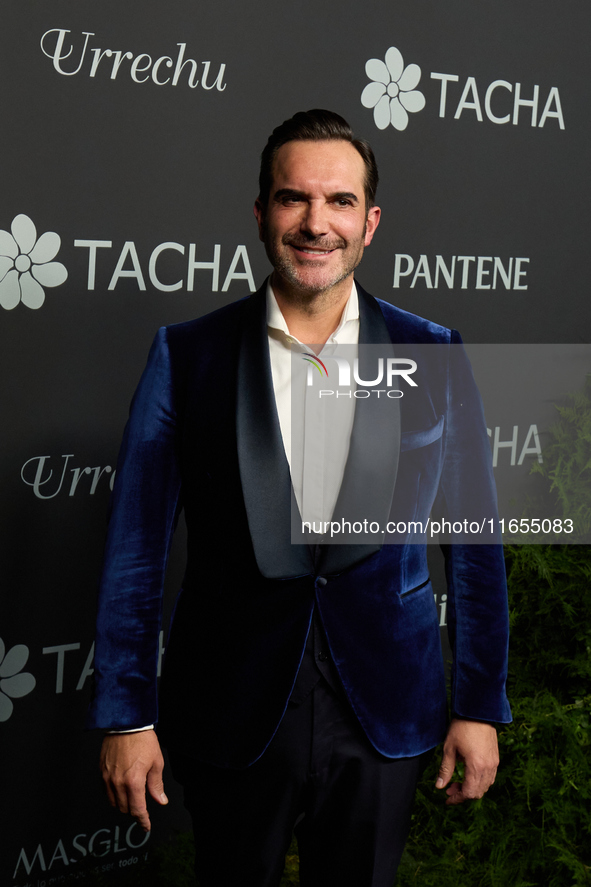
170,680,431,887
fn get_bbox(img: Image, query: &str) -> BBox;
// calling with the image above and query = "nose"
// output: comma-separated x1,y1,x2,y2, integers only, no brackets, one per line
300,200,329,237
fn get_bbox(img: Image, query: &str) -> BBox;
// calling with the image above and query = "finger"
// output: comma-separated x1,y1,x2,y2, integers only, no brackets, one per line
147,769,169,807
125,777,151,831
445,765,497,805
435,747,457,789
129,796,152,832
110,778,132,815
461,762,497,800
109,763,149,816
101,765,132,814
445,782,467,805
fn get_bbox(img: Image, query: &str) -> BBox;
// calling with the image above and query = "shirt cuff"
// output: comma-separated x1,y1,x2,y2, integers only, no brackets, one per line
106,725,155,734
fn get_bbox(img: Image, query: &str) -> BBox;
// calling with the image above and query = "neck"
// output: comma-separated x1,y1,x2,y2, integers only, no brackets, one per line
271,273,352,347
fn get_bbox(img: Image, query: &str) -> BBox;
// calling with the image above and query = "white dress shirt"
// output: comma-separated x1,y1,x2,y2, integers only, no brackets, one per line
266,279,359,528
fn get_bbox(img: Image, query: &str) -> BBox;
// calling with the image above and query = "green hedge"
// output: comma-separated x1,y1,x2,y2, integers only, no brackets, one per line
396,544,591,887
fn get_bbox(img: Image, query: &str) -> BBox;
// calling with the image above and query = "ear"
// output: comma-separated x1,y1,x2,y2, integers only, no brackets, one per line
254,198,266,242
364,205,381,247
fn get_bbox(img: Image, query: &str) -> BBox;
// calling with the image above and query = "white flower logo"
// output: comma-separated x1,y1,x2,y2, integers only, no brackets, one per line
361,46,426,131
0,214,68,310
0,637,36,721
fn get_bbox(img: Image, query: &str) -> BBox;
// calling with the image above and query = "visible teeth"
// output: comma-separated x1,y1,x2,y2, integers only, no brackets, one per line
299,248,331,255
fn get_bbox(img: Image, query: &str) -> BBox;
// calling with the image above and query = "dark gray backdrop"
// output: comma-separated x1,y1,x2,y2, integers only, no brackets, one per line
2,1,588,883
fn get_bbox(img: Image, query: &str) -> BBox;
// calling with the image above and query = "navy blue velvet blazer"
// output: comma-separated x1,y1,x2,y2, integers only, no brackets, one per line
87,283,511,766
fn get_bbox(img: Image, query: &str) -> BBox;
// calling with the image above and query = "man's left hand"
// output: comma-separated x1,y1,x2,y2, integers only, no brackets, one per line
435,718,499,805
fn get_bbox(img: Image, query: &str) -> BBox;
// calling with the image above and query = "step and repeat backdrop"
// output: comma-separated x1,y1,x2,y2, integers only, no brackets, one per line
1,1,589,883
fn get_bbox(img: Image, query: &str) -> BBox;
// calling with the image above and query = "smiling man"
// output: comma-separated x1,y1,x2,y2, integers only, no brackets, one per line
256,137,379,295
90,110,511,887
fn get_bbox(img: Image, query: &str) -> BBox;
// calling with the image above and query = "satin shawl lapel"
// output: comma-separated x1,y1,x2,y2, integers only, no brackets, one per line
236,285,313,579
317,288,401,575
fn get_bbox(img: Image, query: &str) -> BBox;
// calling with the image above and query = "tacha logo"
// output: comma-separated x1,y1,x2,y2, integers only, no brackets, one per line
0,214,68,310
361,45,565,132
361,46,425,131
0,637,36,721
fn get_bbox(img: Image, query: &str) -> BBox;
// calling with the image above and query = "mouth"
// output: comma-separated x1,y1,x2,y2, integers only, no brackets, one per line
285,241,342,258
294,247,335,257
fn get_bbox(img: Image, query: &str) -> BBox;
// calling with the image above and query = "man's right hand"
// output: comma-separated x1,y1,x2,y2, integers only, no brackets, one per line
100,730,168,832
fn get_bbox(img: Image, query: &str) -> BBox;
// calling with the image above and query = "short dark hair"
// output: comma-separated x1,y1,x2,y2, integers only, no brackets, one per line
258,109,379,209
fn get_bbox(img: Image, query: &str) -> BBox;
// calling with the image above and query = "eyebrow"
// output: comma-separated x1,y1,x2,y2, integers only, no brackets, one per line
273,188,360,205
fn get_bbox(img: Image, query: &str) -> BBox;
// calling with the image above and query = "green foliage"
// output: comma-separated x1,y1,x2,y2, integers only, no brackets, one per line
527,375,591,542
280,836,301,885
505,545,591,702
396,543,591,887
396,377,591,886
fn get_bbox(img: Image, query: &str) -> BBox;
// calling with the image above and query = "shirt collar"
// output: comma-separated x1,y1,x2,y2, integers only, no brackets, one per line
266,278,359,345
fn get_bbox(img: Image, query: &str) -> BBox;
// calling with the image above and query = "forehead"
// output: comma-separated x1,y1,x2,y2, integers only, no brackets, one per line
270,140,366,196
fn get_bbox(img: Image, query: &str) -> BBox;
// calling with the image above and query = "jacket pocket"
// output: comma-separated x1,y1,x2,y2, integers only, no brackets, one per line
400,415,444,452
399,577,431,598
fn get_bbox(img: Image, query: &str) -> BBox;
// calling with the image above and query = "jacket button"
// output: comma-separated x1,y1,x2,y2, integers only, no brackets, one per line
318,652,328,662
316,576,328,587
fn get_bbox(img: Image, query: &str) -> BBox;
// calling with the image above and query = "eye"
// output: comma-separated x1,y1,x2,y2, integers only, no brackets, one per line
279,193,303,206
335,197,353,207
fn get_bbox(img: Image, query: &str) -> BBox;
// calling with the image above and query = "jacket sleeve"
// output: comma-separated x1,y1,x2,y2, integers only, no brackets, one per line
437,331,512,724
86,327,182,730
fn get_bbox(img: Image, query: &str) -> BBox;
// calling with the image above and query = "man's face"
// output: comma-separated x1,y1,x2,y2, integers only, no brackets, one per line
254,140,380,299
